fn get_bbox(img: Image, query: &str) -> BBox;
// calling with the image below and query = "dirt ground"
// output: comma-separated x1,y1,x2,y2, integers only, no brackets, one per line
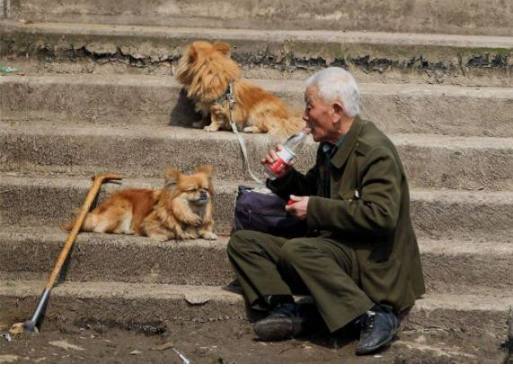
0,308,507,364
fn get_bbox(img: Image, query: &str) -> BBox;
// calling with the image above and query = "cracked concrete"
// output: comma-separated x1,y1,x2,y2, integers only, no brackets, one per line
1,21,513,85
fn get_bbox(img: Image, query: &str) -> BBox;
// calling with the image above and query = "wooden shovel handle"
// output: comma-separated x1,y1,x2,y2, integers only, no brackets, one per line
45,173,122,289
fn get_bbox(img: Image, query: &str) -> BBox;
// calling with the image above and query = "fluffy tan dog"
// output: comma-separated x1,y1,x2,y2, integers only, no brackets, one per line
66,166,217,241
175,40,304,136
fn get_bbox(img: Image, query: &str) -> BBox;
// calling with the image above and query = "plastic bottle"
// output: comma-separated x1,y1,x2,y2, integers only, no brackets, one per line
265,129,310,180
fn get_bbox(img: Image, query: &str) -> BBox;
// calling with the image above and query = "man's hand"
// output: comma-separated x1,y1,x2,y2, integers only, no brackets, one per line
261,145,295,178
285,195,309,220
261,144,284,166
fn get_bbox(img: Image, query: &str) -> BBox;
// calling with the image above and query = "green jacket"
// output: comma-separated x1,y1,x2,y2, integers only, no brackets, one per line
268,117,425,313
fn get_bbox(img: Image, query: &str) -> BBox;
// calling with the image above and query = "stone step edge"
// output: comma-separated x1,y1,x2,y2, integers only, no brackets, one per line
0,56,511,91
2,226,513,257
3,74,513,98
2,279,512,337
2,172,513,204
2,280,512,315
1,225,512,295
3,122,513,150
2,20,513,48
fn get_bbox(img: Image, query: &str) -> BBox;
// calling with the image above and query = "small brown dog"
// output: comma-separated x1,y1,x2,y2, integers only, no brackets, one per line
175,40,304,136
66,166,217,241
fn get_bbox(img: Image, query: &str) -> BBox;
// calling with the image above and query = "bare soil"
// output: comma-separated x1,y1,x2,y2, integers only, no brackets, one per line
0,309,506,364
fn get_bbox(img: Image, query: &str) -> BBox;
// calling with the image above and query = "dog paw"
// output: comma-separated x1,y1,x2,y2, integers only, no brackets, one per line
149,234,170,242
204,125,220,132
201,232,218,241
178,232,197,240
242,126,261,133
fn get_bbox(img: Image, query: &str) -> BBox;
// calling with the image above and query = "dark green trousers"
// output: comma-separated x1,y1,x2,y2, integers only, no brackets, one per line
227,230,374,332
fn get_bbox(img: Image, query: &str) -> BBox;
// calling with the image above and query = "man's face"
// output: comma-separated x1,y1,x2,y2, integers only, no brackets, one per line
303,86,335,142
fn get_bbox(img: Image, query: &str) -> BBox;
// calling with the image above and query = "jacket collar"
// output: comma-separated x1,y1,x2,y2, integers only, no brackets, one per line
330,116,364,169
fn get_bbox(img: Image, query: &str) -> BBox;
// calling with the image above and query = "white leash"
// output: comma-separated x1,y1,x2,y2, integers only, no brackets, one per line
225,82,265,185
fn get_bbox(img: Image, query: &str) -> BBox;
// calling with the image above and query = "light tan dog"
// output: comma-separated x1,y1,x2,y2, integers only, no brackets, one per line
65,166,217,241
175,40,304,136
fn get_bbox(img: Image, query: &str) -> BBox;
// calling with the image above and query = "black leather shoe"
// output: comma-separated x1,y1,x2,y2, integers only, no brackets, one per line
355,305,399,355
253,302,306,341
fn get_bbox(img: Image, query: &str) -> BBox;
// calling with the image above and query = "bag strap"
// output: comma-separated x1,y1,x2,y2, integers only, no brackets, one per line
225,82,265,185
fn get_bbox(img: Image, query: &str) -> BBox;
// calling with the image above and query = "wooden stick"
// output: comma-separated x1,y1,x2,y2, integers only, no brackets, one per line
46,173,122,289
20,173,122,332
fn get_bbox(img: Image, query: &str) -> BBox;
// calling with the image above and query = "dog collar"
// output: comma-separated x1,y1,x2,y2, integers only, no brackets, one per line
213,81,236,106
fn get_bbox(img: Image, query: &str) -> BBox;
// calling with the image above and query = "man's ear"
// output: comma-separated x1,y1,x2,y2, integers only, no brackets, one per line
332,101,345,122
164,168,180,189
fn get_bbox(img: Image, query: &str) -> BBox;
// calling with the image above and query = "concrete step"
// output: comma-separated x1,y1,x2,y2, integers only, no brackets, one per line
0,226,511,295
3,75,513,138
7,0,513,37
1,20,513,86
1,174,513,242
0,279,510,363
2,122,513,191
0,227,234,286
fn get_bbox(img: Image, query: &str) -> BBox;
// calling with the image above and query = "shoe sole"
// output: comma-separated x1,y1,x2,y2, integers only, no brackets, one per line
253,318,296,341
355,326,399,356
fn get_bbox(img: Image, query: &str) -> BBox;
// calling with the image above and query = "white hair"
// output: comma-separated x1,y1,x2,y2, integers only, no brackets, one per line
305,67,361,117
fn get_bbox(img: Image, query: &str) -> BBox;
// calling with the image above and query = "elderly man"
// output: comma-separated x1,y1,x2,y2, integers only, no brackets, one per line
227,67,425,355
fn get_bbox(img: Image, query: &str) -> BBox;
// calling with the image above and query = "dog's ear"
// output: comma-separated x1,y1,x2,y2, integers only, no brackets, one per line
213,42,231,56
187,43,199,63
196,165,214,177
164,168,181,189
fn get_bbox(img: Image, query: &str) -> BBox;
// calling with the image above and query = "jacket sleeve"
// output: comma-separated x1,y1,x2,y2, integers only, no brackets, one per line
266,146,323,200
266,165,319,200
306,147,402,236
